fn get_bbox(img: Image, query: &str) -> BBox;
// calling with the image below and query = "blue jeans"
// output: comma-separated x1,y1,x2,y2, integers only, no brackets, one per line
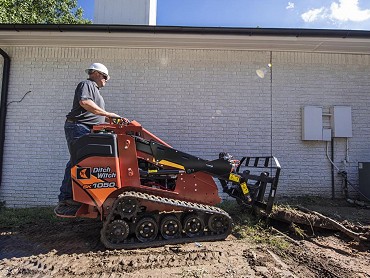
59,122,91,201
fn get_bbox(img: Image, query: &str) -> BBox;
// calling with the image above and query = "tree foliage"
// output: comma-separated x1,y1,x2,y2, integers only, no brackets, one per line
0,0,92,24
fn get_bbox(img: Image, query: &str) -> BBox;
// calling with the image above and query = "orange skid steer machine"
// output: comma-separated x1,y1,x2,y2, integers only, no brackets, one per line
64,119,281,249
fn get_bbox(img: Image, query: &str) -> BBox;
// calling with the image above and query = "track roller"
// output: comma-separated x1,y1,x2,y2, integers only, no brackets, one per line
135,217,158,242
160,214,182,239
183,213,204,237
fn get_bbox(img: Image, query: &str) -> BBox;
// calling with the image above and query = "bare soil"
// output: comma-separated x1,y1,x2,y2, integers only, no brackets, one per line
1,197,370,278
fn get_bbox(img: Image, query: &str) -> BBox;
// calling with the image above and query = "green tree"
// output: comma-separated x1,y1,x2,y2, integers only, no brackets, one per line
0,0,92,24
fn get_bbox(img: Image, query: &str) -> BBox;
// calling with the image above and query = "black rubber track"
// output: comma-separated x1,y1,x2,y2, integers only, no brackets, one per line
100,191,232,249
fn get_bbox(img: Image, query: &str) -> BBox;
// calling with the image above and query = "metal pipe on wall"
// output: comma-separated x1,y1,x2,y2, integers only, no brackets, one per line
331,138,335,199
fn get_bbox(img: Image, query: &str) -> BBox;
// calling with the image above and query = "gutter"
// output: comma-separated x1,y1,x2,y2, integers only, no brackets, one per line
0,48,10,188
0,24,370,39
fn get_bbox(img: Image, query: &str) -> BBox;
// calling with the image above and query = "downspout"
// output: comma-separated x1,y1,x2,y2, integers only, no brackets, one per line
0,48,11,188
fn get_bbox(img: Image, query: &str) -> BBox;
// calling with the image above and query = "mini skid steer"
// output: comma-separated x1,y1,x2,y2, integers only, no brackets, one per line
61,119,281,249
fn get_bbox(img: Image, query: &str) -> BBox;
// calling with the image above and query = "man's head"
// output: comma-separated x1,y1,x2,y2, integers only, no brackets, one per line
85,63,110,88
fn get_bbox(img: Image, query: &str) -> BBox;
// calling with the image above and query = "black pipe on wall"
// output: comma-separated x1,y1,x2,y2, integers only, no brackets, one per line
0,48,11,188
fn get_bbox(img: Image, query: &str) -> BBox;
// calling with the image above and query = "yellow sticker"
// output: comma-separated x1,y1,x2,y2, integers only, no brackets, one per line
148,170,158,173
229,173,240,183
240,182,249,194
158,160,185,170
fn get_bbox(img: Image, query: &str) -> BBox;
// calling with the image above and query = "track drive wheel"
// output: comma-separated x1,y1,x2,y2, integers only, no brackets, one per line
183,214,204,238
160,215,182,240
103,219,130,245
116,197,139,219
208,214,231,234
135,217,158,242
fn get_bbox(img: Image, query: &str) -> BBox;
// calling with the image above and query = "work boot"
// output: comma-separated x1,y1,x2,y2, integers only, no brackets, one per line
54,199,81,218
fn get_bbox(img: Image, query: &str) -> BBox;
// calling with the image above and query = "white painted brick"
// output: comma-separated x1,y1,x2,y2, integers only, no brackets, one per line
0,47,369,207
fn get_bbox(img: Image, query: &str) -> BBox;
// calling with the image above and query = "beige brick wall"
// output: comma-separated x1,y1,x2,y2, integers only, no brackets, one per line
0,46,369,207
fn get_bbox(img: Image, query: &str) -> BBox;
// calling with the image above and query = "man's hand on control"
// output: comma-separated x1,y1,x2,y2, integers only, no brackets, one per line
105,113,130,124
107,112,121,118
121,117,130,123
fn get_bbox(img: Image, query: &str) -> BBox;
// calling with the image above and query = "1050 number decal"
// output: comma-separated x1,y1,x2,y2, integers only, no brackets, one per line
83,182,116,189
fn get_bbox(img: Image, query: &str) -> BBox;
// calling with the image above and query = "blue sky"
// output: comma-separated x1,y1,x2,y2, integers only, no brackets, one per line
77,0,370,30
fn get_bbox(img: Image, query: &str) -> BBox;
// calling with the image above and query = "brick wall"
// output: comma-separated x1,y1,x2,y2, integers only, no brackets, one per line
0,47,369,207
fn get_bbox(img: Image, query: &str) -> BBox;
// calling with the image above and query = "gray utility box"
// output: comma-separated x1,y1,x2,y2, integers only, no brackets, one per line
330,106,352,138
358,162,370,201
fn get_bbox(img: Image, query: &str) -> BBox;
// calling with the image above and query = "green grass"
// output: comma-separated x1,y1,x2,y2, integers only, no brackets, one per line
217,200,245,215
219,200,291,251
233,219,290,250
0,206,59,228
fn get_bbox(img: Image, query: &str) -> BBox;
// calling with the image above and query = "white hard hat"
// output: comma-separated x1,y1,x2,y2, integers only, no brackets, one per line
85,63,110,80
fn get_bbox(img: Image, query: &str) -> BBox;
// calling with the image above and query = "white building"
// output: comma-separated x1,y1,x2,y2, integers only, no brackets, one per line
94,0,157,25
0,2,370,207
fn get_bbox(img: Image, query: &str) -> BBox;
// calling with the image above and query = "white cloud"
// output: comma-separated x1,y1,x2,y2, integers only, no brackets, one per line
301,7,326,22
286,2,294,10
330,0,370,22
301,0,370,23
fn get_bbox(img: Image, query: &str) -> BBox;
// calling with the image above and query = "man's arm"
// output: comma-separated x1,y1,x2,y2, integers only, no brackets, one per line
79,99,121,118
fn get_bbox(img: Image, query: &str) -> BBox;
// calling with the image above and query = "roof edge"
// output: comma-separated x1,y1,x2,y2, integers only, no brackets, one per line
0,24,370,39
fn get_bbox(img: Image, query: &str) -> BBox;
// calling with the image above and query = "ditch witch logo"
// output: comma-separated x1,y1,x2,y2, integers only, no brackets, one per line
77,167,117,179
77,167,91,179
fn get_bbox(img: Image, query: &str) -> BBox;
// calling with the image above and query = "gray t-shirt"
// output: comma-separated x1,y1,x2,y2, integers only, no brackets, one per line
66,79,106,126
